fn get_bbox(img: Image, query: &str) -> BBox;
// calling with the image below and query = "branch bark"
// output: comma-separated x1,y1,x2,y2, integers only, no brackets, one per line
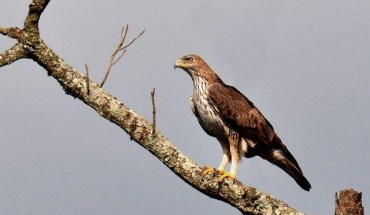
1,1,307,214
0,43,27,67
335,189,364,215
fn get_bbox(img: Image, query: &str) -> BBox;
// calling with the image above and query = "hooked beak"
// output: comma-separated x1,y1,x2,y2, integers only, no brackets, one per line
174,59,184,69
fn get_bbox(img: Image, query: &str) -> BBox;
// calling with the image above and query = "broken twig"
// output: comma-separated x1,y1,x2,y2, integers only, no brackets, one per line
85,63,90,95
151,88,156,135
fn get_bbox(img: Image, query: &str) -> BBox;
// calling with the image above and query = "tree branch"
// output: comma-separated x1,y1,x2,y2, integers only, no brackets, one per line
0,43,27,67
0,1,307,214
335,189,364,215
24,0,50,32
151,88,156,135
85,63,90,95
0,27,26,67
100,24,145,87
0,27,23,39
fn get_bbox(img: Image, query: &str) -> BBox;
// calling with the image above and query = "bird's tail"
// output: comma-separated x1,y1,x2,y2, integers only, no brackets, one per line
260,136,312,191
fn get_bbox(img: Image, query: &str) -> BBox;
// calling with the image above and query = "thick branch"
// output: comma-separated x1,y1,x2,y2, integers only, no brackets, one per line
24,0,50,31
0,43,27,67
0,0,50,66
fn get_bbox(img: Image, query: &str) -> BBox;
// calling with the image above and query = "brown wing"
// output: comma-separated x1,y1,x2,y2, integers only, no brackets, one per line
207,82,275,143
208,82,312,191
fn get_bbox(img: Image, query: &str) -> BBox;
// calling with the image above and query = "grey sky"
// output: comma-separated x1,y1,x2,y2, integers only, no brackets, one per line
1,1,369,214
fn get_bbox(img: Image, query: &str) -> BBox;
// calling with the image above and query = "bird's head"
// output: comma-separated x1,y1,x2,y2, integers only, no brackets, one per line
174,54,208,76
174,54,222,84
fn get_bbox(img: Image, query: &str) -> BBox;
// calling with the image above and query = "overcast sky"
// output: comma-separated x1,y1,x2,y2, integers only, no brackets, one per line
1,1,369,214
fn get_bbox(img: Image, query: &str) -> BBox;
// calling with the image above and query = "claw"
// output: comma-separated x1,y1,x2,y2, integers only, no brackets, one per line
203,166,236,182
202,165,214,175
218,171,236,182
217,169,226,175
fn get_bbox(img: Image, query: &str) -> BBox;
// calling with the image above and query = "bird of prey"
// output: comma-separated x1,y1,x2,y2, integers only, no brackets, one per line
174,54,311,191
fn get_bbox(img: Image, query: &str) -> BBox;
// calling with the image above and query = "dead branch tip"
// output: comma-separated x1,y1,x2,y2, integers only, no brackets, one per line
85,63,90,95
99,25,145,87
151,88,156,135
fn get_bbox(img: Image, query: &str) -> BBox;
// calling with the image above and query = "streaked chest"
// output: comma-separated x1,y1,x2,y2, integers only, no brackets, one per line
192,78,228,137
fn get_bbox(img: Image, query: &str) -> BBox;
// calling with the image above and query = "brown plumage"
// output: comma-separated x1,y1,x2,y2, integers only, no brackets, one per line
174,54,311,191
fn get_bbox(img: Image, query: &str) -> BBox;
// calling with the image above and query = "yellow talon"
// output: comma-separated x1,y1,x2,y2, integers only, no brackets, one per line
217,169,226,175
218,172,236,182
202,165,214,175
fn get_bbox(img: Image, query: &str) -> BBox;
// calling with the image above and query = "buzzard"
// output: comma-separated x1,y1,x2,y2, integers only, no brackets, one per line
174,54,311,191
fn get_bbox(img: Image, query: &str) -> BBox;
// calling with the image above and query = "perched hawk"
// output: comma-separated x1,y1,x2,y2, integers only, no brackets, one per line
174,54,311,191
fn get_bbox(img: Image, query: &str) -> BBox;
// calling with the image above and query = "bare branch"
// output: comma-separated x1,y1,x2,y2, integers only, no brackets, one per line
24,0,50,30
111,49,126,65
335,189,364,215
120,24,129,46
120,29,145,50
0,27,8,35
99,25,145,87
151,88,156,135
0,27,23,39
0,0,50,64
85,64,90,95
0,43,27,67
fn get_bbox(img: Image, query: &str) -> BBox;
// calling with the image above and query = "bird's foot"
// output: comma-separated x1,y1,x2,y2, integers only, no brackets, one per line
203,166,236,182
202,165,214,175
218,171,236,182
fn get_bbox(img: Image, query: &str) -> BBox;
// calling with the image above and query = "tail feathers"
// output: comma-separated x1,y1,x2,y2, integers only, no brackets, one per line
261,150,312,191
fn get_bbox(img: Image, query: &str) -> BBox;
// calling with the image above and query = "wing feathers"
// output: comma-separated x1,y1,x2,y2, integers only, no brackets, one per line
260,148,312,191
207,83,275,143
207,82,311,190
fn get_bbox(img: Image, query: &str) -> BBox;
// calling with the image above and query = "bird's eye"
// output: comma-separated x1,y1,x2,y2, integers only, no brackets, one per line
187,57,193,62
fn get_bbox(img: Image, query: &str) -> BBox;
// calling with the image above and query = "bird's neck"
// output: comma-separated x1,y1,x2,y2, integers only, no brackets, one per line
192,69,223,92
193,76,208,94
